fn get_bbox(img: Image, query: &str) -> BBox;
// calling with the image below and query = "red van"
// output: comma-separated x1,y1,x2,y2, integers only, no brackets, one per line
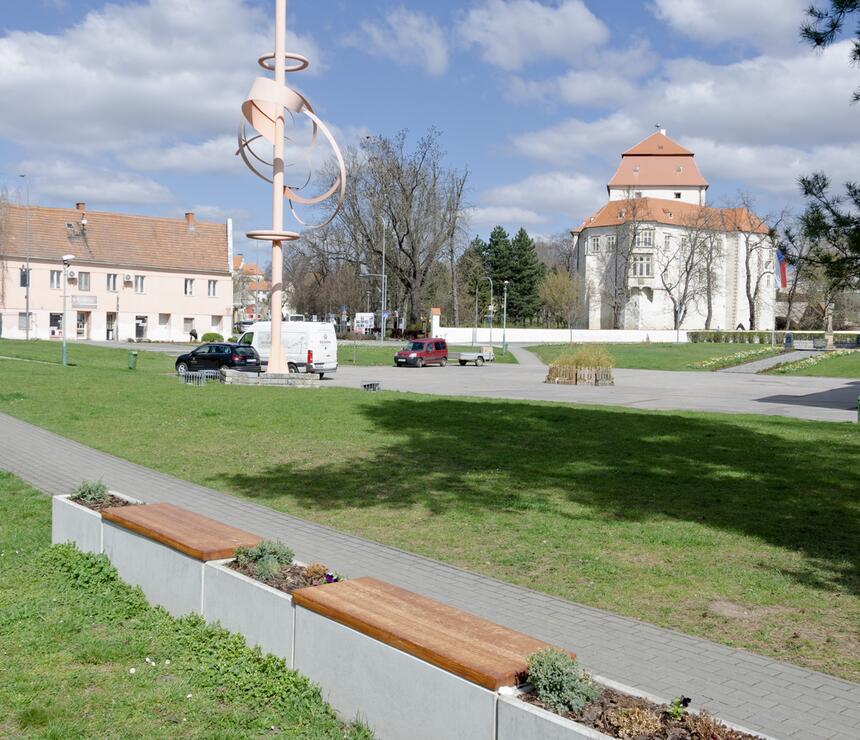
394,338,448,367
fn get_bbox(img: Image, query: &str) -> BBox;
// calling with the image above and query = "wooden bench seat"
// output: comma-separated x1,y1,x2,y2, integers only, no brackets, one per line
101,502,262,561
292,577,563,690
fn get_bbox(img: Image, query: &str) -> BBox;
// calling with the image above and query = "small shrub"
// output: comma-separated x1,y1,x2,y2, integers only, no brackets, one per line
666,695,691,720
201,332,224,343
527,648,600,714
228,335,238,342
69,480,109,506
234,539,295,571
305,563,329,579
607,706,663,739
553,345,614,370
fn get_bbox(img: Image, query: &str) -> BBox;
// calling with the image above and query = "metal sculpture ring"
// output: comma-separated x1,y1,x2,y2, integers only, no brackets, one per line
257,52,310,73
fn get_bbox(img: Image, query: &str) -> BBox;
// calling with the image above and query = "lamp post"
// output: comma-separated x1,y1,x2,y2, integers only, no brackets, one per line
361,272,387,341
18,174,30,340
485,276,494,348
502,279,509,355
61,254,75,366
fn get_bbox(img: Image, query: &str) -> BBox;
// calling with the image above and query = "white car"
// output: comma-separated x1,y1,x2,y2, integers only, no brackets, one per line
236,320,338,378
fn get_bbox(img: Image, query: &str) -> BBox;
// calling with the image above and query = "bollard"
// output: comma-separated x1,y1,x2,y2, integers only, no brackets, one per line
128,350,138,370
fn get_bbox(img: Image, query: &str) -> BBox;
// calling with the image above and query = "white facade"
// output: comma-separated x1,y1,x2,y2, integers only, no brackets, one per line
573,133,775,331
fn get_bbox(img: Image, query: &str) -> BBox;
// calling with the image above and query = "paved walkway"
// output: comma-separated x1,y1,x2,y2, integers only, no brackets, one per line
719,350,815,375
1,414,857,739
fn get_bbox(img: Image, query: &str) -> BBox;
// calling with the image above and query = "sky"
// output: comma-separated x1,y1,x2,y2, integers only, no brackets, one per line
0,0,857,267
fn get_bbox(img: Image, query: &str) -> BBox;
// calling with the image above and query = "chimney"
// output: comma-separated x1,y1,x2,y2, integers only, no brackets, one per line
185,212,196,233
660,127,667,136
75,202,86,211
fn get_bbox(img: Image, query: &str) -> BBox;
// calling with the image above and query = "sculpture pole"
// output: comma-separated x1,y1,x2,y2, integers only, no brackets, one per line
269,0,286,373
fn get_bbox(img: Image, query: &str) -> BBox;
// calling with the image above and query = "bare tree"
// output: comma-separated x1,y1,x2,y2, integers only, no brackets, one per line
606,195,648,328
539,268,582,341
657,229,703,331
325,129,468,324
535,232,578,273
725,194,782,330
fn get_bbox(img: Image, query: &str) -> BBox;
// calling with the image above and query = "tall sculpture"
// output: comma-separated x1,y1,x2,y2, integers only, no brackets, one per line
238,0,345,373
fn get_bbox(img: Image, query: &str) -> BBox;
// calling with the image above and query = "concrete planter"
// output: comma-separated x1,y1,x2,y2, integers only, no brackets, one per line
293,604,497,740
203,561,295,664
51,492,141,554
102,521,205,618
497,690,613,740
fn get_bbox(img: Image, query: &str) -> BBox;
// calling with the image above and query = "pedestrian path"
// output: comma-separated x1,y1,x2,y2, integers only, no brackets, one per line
719,350,815,374
505,343,547,367
1,412,857,740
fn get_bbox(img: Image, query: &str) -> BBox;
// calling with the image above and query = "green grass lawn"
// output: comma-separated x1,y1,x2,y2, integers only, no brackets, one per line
767,351,860,378
0,470,369,739
0,339,858,681
529,343,783,371
338,342,517,366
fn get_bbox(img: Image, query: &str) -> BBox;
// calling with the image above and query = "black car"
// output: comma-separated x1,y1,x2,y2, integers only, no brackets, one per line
175,343,261,375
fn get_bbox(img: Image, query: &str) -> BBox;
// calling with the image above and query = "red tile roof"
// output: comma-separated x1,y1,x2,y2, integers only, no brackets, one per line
2,204,229,274
573,197,769,235
607,155,708,188
623,131,693,156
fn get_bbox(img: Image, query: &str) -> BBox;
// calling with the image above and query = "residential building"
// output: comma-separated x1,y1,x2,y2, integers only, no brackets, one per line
232,253,270,321
0,202,234,341
573,131,775,331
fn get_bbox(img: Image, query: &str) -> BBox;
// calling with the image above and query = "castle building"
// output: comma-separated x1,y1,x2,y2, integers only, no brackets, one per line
573,130,775,331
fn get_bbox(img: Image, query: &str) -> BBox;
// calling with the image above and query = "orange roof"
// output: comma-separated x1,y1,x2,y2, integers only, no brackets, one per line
574,198,769,234
608,155,708,189
232,254,243,271
623,131,693,156
2,204,229,274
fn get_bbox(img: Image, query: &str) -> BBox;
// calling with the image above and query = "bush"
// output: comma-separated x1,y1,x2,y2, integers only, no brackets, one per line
527,648,600,714
228,335,238,343
201,332,224,343
234,539,295,570
69,480,109,506
553,345,614,370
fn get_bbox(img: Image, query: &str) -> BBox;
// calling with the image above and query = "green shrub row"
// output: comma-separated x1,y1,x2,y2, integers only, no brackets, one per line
688,331,860,345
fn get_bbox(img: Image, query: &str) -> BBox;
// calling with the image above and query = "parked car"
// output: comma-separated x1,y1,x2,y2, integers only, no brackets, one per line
394,338,448,367
175,343,261,375
236,320,338,378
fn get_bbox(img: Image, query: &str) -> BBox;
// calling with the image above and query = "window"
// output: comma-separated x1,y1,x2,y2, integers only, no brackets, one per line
435,341,445,351
50,270,62,289
78,271,91,291
208,279,217,297
158,313,170,327
674,192,682,199
631,254,653,277
134,275,145,293
634,230,654,248
240,332,254,345
606,235,616,250
19,267,30,287
49,313,62,331
106,273,118,292
18,312,32,331
183,317,194,333
664,234,672,249
211,315,221,330
634,191,642,198
184,278,194,296
590,235,600,253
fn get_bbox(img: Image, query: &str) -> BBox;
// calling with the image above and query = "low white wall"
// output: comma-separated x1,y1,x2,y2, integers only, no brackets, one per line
431,321,687,345
293,605,497,740
497,692,612,740
203,562,294,665
103,521,204,618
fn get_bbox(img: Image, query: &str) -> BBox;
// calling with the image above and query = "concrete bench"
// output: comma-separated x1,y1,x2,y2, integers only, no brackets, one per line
292,577,561,739
101,502,262,616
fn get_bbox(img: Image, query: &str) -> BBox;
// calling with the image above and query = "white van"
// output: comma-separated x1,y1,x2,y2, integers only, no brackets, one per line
236,321,338,378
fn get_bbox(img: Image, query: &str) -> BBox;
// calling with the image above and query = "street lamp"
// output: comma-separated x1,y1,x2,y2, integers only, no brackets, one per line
473,275,493,347
18,174,30,340
61,254,75,366
502,280,509,355
485,276,494,348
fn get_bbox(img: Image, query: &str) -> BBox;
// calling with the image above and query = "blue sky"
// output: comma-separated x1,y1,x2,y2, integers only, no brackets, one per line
1,0,857,266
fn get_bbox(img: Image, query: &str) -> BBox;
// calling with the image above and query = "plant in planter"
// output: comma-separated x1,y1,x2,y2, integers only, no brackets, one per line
69,480,136,512
546,346,615,386
231,539,341,594
520,650,762,739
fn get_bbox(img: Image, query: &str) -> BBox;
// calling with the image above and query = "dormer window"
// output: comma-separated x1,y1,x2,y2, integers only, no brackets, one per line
633,165,640,173
674,192,681,199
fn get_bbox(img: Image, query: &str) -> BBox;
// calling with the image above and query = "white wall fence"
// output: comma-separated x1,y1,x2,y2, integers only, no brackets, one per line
430,316,687,344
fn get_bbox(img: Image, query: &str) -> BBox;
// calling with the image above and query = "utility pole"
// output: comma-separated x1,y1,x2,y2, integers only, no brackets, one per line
61,255,75,366
380,221,386,345
502,280,509,354
485,276,494,348
18,174,30,340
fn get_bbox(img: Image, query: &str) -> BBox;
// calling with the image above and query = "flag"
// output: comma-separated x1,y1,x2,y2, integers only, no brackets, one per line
775,249,788,289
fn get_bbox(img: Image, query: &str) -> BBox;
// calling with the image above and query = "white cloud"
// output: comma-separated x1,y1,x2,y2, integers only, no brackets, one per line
482,171,605,218
651,0,808,52
20,158,171,205
347,8,448,76
468,205,547,228
508,69,638,106
457,0,608,71
121,136,239,174
0,0,321,156
512,112,643,164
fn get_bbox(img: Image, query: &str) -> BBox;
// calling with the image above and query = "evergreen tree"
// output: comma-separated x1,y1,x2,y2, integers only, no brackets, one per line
458,236,492,324
483,226,514,322
508,228,545,324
